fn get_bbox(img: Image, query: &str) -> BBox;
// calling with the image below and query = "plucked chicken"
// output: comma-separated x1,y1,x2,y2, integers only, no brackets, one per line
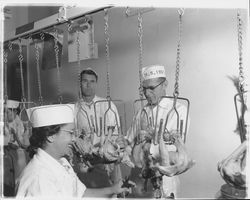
217,140,247,189
153,131,195,177
72,126,134,172
131,119,195,198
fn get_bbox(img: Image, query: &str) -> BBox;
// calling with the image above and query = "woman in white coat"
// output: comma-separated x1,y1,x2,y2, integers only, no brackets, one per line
16,104,133,198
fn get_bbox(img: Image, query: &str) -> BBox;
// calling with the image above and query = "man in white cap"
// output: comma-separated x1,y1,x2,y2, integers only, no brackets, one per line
125,65,189,199
4,100,27,147
73,68,123,188
16,104,134,197
3,100,29,196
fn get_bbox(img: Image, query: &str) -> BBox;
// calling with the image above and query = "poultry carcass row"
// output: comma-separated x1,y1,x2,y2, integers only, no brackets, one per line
73,126,134,174
217,140,247,189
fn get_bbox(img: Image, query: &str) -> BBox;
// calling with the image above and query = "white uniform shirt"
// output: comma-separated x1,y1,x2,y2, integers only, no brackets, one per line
126,97,188,197
75,95,120,146
16,148,86,197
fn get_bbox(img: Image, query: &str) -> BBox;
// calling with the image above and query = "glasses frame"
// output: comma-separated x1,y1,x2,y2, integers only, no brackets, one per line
60,129,76,135
140,80,165,93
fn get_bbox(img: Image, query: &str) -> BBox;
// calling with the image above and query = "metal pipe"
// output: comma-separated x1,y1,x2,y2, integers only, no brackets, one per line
4,6,112,44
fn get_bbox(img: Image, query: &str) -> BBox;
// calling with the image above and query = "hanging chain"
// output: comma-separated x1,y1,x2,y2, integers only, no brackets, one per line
76,30,82,99
18,38,26,102
3,50,8,101
104,9,111,98
237,11,245,93
67,20,73,32
8,41,13,51
174,9,184,98
138,12,144,99
5,41,13,101
34,34,43,105
53,28,63,103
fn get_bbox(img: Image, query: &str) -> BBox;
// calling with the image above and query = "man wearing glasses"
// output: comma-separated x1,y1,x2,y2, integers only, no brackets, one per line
125,65,188,199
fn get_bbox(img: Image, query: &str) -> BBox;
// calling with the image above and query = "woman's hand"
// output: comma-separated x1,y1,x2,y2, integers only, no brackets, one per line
83,179,136,198
111,179,136,195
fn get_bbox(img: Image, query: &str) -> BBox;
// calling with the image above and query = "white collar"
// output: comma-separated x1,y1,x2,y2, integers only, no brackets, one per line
145,97,173,111
35,148,72,176
80,95,98,105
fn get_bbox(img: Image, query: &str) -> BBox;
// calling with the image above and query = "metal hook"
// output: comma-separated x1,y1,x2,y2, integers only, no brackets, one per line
125,7,130,17
76,104,93,136
8,41,13,51
67,20,73,32
40,31,45,41
28,34,33,43
178,8,185,16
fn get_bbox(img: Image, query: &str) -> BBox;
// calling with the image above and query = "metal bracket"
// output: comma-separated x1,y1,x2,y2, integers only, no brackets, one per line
125,7,155,17
57,6,68,23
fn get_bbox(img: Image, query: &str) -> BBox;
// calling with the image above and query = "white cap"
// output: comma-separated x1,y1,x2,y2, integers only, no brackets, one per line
6,100,20,109
142,65,166,81
27,104,75,128
81,67,98,79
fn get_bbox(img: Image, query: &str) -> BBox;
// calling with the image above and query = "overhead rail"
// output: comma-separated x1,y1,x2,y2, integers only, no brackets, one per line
4,6,112,43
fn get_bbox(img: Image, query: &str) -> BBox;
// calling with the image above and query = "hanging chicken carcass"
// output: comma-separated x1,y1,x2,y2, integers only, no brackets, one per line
134,120,195,177
131,117,195,198
73,125,134,173
217,103,249,189
217,140,247,189
152,127,196,177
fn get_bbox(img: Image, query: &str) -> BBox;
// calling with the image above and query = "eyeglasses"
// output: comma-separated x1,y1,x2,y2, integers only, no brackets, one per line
140,80,165,92
61,129,75,135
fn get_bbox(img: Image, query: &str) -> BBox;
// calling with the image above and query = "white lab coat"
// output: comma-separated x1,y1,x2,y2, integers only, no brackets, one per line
16,148,86,197
126,97,188,197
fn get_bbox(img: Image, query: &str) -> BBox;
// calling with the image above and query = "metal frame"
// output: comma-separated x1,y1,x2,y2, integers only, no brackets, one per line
93,98,124,137
234,91,248,143
4,6,112,43
125,7,155,17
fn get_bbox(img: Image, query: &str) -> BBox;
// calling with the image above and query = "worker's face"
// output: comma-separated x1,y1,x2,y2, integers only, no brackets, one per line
53,123,76,157
5,108,17,123
81,74,97,98
142,78,167,105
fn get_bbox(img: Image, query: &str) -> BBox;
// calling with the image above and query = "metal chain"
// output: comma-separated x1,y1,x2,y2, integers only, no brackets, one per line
5,40,13,101
18,38,26,102
174,9,184,97
8,41,13,51
67,20,73,32
35,37,43,105
104,9,111,98
40,31,44,40
138,12,144,99
53,28,63,103
237,11,245,92
3,50,8,101
76,30,82,99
